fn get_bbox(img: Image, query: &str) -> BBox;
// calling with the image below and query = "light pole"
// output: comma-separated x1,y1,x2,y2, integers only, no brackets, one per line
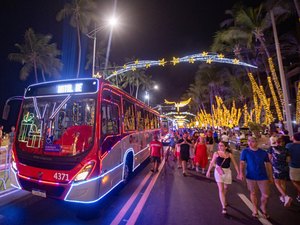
144,84,159,106
87,16,119,77
270,10,293,136
145,91,150,105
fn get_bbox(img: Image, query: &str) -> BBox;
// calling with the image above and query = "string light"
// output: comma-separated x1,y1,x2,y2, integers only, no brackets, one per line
296,82,300,124
268,57,284,108
104,52,257,80
194,96,241,128
171,57,180,66
267,76,283,121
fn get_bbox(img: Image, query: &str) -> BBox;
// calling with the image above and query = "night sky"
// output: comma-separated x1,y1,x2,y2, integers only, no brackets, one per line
0,0,261,129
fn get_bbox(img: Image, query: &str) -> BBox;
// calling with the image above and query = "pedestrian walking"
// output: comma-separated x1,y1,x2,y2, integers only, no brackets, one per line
206,130,214,159
150,135,163,173
177,132,192,176
221,132,229,147
206,141,239,214
286,132,300,203
194,135,208,174
267,137,292,207
239,136,273,219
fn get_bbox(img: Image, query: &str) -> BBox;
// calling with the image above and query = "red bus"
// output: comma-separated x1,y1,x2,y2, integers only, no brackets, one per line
9,78,160,203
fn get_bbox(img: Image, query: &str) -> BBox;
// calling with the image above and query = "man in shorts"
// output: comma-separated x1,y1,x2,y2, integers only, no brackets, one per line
286,132,300,202
239,136,273,219
150,135,163,173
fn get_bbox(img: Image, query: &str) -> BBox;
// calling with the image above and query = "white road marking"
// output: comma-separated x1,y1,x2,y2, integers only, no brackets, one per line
111,163,156,225
238,193,272,225
0,189,20,199
126,159,166,225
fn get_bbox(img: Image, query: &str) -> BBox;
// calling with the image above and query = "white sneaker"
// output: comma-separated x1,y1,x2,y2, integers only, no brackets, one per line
196,167,199,172
279,196,285,203
284,196,292,207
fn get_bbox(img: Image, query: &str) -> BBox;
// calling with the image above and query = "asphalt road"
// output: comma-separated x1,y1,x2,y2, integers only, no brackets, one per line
0,148,300,225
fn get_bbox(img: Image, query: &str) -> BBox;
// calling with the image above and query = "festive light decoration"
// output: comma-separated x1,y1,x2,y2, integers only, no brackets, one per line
233,58,239,64
194,96,241,128
174,115,186,119
159,58,166,66
164,98,191,112
296,82,300,124
171,57,180,66
217,54,224,59
268,57,284,108
248,73,274,125
267,76,283,121
164,111,196,116
104,52,257,80
206,59,213,64
188,57,195,64
243,104,249,127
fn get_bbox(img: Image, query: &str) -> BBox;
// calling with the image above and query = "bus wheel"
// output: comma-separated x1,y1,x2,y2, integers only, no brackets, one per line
123,157,132,183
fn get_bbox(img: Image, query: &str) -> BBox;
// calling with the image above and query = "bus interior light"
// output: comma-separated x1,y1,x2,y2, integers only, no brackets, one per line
74,161,95,182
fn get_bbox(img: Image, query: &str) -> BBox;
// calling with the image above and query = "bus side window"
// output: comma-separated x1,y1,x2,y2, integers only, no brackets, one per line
101,103,119,136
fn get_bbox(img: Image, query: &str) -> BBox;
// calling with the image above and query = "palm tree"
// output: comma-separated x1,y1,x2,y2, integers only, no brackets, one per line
120,69,149,98
8,28,62,83
85,39,106,73
56,0,96,78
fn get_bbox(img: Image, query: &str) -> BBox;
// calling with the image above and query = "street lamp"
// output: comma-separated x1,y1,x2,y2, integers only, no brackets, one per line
144,84,159,106
88,16,119,77
145,91,150,105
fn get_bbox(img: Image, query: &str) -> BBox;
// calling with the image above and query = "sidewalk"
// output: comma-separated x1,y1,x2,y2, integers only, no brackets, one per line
0,146,12,192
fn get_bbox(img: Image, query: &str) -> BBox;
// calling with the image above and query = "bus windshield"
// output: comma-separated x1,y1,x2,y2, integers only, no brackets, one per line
16,95,96,156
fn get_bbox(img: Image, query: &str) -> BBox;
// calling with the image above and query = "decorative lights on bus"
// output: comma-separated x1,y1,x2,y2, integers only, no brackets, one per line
57,83,83,94
74,161,95,182
11,154,18,172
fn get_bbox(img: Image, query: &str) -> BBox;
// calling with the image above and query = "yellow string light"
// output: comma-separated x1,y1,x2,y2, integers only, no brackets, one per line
267,76,283,121
159,58,166,66
217,53,224,59
171,57,180,66
188,57,195,63
206,58,213,64
268,57,284,108
296,82,300,124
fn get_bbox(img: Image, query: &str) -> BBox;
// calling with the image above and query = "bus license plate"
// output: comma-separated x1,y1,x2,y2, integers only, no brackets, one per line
32,189,46,198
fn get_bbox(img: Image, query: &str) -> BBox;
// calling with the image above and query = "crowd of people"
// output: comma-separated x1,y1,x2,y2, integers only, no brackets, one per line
148,128,300,219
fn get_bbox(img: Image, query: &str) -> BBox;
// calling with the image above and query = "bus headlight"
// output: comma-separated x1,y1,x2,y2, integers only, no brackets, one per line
74,161,95,182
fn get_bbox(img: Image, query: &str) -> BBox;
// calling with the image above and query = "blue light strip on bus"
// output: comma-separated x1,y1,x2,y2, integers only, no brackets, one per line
64,146,149,203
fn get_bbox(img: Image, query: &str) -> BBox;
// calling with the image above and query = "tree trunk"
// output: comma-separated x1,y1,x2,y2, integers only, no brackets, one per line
135,81,140,99
41,69,46,82
76,18,81,78
33,60,38,83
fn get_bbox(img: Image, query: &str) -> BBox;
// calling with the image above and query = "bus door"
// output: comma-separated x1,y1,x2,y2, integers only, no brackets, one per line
100,91,121,164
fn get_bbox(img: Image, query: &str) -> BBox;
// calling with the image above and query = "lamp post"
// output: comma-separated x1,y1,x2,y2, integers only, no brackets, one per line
145,91,150,105
270,10,293,136
144,84,159,106
88,16,119,77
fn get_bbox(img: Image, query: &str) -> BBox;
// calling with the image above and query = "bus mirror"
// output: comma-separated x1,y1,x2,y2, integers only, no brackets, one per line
2,104,10,120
